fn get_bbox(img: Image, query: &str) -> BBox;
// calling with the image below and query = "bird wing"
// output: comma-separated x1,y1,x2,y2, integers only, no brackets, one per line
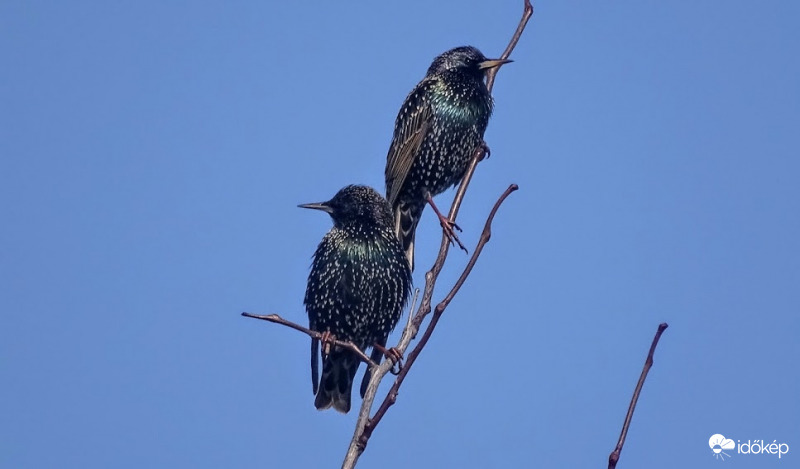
385,83,434,207
336,255,362,309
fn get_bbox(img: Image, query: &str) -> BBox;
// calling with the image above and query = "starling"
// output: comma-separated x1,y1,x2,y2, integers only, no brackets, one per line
385,46,511,270
301,185,412,413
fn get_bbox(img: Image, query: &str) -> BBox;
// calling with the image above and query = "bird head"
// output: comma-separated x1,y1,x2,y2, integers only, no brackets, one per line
426,46,512,78
299,185,392,228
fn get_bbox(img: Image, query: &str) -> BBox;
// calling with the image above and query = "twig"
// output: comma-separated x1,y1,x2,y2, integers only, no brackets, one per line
241,312,377,368
404,288,420,332
608,323,669,469
486,0,533,93
365,185,518,431
342,185,517,468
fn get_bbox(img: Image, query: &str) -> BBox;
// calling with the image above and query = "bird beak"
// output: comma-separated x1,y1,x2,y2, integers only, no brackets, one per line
478,58,513,70
298,202,334,214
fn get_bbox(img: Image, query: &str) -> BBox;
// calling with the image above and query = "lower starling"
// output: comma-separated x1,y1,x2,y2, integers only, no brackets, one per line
301,185,412,413
385,46,511,270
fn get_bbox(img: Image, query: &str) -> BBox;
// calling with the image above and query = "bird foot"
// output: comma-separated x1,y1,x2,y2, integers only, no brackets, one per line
478,141,491,160
426,194,469,254
319,330,337,356
374,342,404,375
438,216,468,254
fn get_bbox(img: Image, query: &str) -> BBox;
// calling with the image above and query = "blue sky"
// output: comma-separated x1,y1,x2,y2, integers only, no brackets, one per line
2,1,798,468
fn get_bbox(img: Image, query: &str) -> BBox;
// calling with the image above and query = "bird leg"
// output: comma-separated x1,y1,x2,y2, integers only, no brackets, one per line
373,341,404,375
318,330,336,357
426,193,468,254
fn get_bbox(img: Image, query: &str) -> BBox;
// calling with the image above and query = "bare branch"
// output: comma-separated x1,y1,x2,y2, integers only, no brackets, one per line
241,312,377,368
608,323,669,469
342,185,518,468
486,0,533,93
365,185,518,430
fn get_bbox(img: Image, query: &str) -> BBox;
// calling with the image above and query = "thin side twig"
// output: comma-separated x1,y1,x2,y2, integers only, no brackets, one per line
363,184,518,435
608,322,669,469
241,312,377,368
342,185,518,469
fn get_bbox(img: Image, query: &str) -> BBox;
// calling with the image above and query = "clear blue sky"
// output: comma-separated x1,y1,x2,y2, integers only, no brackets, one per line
2,1,798,467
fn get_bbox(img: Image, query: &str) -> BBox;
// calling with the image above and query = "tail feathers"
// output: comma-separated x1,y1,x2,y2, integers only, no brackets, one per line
315,349,360,413
394,204,421,271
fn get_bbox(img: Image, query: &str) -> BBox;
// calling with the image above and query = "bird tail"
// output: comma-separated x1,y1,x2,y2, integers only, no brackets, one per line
360,338,387,398
315,349,360,413
394,203,422,271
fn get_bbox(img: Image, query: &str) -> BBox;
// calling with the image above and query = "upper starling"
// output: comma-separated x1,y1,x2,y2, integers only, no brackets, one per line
301,185,412,413
385,46,511,270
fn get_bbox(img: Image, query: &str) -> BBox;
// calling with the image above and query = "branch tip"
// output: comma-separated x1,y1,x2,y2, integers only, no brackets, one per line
607,322,670,469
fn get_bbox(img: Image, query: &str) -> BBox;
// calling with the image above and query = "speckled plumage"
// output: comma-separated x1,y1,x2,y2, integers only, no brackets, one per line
301,185,412,413
385,46,509,270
